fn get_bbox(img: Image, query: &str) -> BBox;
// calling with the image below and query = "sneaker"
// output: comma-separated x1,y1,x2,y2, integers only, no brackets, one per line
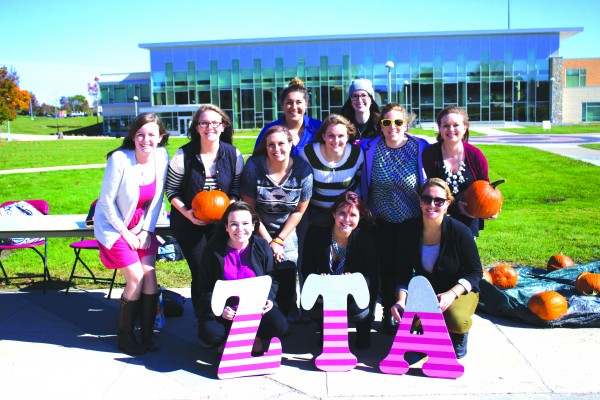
450,332,469,359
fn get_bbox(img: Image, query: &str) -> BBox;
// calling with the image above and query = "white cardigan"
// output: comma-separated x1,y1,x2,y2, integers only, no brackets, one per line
94,147,170,249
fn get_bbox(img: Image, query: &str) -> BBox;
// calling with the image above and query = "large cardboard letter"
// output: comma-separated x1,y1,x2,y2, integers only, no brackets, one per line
301,273,369,372
211,275,282,379
380,275,464,379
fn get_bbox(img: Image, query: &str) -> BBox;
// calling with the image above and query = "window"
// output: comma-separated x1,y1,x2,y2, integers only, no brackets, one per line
566,69,586,87
583,103,600,122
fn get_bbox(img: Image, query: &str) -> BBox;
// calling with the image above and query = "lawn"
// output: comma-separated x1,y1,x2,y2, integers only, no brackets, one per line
2,115,103,136
581,144,600,151
496,124,600,134
1,138,599,291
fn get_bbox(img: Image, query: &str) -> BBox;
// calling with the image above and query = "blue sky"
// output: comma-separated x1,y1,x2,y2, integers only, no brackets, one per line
1,0,598,105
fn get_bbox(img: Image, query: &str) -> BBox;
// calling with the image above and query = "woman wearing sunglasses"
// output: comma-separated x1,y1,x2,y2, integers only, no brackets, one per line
359,103,429,335
422,106,495,237
165,104,244,327
340,79,381,141
390,178,482,359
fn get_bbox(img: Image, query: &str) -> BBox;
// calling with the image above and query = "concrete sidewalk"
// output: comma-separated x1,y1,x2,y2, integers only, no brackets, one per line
1,288,598,400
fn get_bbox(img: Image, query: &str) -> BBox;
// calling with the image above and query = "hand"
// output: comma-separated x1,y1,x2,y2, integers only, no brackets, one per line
262,300,273,315
270,241,285,263
485,210,501,220
123,231,140,250
391,303,405,323
186,208,208,226
221,306,236,321
137,230,151,250
457,201,476,219
437,291,457,312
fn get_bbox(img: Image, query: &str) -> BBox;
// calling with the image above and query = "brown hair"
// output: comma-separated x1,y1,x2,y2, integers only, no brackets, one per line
330,191,373,226
106,113,169,159
435,105,470,142
252,125,293,157
376,103,411,136
279,77,311,108
420,178,455,204
314,114,357,144
188,104,234,145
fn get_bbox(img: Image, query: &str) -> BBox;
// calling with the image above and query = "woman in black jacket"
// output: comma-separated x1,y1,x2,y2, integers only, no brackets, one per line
196,201,288,351
301,191,379,349
390,178,482,359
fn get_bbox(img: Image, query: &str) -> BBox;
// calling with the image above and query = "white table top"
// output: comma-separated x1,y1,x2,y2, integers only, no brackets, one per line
0,214,171,239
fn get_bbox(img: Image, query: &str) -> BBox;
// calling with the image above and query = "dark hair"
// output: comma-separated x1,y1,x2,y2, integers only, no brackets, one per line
376,103,411,136
106,113,169,159
435,105,470,142
314,114,357,144
252,125,293,157
340,95,381,131
207,201,261,247
188,104,234,145
330,191,373,226
279,77,311,109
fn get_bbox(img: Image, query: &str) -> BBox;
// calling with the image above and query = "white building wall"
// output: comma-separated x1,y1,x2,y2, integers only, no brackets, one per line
562,86,600,123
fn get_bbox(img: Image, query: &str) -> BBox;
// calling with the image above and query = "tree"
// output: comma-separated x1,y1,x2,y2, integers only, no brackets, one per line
0,66,28,125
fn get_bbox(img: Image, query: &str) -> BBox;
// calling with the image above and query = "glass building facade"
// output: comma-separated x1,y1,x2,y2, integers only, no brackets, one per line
102,28,581,134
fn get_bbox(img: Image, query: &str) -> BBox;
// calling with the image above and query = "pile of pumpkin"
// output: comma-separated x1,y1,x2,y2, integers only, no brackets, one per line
483,250,600,321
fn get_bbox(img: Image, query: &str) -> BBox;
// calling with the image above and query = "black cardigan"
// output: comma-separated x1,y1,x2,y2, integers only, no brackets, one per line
195,235,277,317
394,216,482,294
301,225,380,298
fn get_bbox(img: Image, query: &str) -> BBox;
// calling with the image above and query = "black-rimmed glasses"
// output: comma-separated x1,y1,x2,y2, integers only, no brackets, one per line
351,93,369,101
198,121,223,128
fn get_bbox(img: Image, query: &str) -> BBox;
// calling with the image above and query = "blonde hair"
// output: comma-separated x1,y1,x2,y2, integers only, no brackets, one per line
420,178,455,204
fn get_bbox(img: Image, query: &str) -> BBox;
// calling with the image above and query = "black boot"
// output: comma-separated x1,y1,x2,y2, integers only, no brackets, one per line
355,320,372,349
140,293,160,352
450,332,469,359
381,307,398,336
118,296,145,355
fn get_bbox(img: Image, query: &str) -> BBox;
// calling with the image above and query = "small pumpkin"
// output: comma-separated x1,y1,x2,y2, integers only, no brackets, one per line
489,264,518,290
547,248,575,271
482,268,493,284
191,189,230,223
527,291,568,321
462,179,505,219
575,272,600,296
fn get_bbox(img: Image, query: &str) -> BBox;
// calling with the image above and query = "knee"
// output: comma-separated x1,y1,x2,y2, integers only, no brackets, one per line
444,311,472,334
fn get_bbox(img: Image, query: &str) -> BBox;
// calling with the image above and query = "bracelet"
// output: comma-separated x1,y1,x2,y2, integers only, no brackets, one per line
271,237,284,246
450,288,460,299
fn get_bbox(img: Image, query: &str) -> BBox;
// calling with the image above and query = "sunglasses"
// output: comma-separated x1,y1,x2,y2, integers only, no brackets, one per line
381,119,405,128
419,195,447,207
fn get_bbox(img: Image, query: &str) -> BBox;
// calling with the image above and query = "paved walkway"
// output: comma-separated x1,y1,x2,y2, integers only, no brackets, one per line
1,288,598,400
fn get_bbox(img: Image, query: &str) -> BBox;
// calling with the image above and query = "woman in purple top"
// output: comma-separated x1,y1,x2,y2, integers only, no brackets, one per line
422,106,498,237
196,201,288,351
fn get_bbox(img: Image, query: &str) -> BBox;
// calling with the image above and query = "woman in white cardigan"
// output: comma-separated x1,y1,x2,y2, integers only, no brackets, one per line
94,113,170,355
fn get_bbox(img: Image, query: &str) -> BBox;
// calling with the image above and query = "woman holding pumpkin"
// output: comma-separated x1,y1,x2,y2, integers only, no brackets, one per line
196,201,288,351
165,104,244,325
422,106,496,237
359,103,429,335
94,113,170,355
390,178,482,359
241,125,313,318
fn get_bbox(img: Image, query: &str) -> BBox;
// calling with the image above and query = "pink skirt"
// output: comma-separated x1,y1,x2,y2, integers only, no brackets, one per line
99,233,159,270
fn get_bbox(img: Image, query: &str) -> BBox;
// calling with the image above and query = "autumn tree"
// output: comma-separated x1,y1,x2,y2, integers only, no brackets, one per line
0,66,31,125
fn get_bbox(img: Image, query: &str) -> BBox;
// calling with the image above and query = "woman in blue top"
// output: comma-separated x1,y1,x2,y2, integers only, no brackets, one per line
254,78,322,156
359,103,430,335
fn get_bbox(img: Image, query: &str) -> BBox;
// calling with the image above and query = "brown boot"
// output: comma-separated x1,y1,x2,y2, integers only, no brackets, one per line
118,296,145,355
140,293,160,352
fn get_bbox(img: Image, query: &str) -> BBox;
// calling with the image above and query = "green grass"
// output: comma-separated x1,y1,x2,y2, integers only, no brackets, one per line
580,144,600,151
496,124,600,134
1,133,599,291
1,115,104,136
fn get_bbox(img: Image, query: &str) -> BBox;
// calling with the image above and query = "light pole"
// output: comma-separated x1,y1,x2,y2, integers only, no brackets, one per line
549,77,555,124
133,95,139,117
29,92,34,120
5,97,12,142
385,61,394,104
403,80,410,112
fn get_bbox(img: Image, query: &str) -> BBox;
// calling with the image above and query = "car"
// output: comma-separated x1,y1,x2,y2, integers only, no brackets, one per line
69,111,85,117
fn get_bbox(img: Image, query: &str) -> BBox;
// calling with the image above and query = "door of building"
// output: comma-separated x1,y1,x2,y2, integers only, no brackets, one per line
178,117,192,136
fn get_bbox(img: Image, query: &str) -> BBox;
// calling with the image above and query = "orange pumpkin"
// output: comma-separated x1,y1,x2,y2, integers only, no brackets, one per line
547,249,575,271
462,179,505,219
482,268,493,284
527,291,568,321
191,190,230,223
489,264,518,290
575,272,600,296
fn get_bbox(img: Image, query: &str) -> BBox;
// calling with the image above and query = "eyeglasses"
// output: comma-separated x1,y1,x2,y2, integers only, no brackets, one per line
351,93,369,101
419,195,447,207
198,121,223,128
380,119,405,128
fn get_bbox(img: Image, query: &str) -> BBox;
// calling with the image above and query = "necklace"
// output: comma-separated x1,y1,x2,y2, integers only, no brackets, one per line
443,160,466,194
331,233,347,257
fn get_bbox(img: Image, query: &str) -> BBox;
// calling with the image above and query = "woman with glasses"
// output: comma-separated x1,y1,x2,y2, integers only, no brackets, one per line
340,79,381,141
241,125,313,318
165,104,244,327
300,114,364,227
390,178,482,359
254,77,322,156
359,103,429,335
422,106,495,237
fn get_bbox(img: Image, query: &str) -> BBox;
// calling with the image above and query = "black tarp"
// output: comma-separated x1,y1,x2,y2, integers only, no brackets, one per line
477,262,600,327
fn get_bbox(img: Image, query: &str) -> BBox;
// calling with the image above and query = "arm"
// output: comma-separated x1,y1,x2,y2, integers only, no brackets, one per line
227,148,244,201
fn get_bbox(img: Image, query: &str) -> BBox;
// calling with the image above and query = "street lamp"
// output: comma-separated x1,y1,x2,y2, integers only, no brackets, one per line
385,61,394,104
5,97,12,142
403,80,410,112
549,77,556,124
133,95,139,117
